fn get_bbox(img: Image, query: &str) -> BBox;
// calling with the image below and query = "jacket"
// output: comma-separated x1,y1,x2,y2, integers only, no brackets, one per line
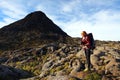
81,35,91,49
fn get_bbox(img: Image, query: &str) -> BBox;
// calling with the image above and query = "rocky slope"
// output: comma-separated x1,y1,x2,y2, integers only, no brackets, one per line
0,11,120,80
0,41,120,80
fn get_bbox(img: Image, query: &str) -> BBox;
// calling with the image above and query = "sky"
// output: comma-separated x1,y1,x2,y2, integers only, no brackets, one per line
0,0,120,41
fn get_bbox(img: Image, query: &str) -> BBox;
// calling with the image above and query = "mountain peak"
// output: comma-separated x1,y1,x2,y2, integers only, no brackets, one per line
27,11,45,16
22,11,68,35
24,11,46,21
0,11,72,50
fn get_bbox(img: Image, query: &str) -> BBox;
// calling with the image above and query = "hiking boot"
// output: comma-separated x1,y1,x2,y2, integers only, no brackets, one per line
84,68,91,72
84,68,88,71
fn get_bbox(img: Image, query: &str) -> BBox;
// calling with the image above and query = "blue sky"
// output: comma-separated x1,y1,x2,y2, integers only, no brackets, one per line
0,0,120,41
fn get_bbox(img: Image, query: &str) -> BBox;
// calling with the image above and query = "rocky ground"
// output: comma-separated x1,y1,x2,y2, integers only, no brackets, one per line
0,40,120,80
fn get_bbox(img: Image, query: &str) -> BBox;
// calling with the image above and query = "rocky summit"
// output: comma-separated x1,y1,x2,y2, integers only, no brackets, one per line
0,11,120,80
0,11,72,51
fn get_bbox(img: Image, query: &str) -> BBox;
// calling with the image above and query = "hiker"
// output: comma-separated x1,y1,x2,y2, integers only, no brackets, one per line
81,31,95,71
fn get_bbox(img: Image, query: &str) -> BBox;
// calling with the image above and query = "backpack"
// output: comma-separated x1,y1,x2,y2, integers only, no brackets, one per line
88,33,95,50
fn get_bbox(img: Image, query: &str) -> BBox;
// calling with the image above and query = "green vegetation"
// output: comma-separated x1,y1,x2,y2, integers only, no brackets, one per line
84,72,102,80
69,77,78,80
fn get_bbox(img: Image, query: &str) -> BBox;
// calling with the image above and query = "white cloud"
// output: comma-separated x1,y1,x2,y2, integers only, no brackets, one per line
0,1,27,18
0,22,7,28
0,18,15,28
0,1,30,27
92,10,120,22
62,9,120,41
62,0,81,13
85,0,114,5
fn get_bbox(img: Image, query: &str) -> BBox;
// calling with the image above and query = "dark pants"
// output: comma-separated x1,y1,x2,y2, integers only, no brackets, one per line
84,49,91,70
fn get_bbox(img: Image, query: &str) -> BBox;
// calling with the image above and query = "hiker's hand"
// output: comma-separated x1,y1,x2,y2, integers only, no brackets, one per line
83,46,87,49
80,45,83,48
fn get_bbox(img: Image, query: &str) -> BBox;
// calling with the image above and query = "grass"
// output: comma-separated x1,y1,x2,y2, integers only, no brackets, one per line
84,72,102,80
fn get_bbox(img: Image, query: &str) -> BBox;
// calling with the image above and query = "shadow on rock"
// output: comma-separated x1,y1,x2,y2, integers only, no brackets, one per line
0,65,33,80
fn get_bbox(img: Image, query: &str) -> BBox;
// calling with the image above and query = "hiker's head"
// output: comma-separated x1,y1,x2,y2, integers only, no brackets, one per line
81,31,87,37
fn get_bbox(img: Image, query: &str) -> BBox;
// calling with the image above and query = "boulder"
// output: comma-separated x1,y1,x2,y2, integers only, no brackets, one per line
0,65,32,80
